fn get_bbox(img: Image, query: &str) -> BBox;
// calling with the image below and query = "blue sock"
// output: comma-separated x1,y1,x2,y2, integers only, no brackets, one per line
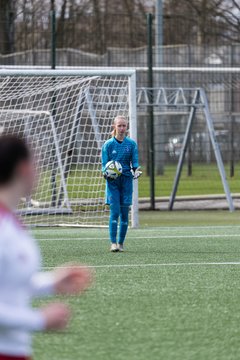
109,204,120,243
118,206,129,244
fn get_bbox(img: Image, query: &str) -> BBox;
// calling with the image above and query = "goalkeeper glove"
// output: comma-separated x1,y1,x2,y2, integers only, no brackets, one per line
103,171,114,181
131,166,142,180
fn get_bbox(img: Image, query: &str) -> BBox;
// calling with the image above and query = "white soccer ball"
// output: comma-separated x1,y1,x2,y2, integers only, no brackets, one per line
105,160,122,179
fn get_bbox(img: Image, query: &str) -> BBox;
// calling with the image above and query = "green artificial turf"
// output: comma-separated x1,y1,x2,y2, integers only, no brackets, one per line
32,211,240,360
34,163,240,203
139,163,240,198
140,210,240,227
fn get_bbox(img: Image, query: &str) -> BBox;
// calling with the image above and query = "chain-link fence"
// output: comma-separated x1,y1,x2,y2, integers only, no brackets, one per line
1,12,239,67
0,9,240,209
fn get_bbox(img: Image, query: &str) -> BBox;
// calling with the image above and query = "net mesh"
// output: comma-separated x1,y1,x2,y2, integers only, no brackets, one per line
0,74,130,226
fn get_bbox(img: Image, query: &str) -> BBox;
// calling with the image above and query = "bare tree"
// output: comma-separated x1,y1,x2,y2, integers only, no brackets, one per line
0,0,15,55
57,0,68,48
52,0,148,53
163,0,240,45
2,0,239,65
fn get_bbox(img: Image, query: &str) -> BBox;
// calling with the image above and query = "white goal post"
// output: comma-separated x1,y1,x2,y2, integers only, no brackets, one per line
0,69,138,227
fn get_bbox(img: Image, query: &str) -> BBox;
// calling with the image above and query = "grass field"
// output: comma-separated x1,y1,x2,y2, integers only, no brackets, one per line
33,211,240,360
36,164,240,204
139,164,240,198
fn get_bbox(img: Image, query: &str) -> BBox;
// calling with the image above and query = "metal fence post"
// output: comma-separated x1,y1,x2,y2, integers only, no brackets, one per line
147,13,155,210
50,0,56,69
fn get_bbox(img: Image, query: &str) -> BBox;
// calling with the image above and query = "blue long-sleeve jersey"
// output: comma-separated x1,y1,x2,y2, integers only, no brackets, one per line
102,137,139,177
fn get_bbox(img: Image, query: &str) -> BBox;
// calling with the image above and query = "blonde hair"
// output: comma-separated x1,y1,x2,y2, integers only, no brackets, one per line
111,115,128,137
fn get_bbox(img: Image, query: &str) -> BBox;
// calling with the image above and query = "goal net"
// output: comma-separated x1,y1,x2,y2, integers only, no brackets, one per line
0,69,138,227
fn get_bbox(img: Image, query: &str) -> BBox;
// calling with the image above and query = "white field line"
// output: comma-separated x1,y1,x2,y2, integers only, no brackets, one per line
131,226,240,231
32,225,240,233
32,225,240,235
37,234,240,241
43,262,240,270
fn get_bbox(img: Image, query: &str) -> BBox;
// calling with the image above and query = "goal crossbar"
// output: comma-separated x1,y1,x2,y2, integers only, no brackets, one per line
0,69,136,77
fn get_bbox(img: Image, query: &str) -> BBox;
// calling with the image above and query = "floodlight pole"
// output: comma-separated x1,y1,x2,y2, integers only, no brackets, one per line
50,0,58,206
155,0,165,175
147,13,155,210
230,44,235,177
155,0,163,66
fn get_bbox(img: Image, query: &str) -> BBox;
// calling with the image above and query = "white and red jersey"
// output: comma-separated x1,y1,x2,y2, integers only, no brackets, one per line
0,204,54,357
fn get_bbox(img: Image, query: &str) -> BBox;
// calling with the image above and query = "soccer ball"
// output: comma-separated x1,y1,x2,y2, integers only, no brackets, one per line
105,160,122,179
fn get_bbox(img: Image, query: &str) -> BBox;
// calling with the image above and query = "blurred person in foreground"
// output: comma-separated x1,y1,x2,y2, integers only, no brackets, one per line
0,135,92,360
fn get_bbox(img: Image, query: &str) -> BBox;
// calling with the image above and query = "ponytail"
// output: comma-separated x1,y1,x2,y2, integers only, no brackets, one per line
111,128,117,137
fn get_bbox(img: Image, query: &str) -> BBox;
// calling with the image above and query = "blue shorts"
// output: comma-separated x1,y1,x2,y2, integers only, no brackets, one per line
105,175,133,206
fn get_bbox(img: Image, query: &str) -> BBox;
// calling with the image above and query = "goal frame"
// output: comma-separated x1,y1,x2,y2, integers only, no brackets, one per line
136,66,240,212
0,69,139,228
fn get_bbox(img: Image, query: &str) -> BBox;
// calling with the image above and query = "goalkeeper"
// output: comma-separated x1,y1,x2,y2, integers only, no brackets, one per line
102,116,142,252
